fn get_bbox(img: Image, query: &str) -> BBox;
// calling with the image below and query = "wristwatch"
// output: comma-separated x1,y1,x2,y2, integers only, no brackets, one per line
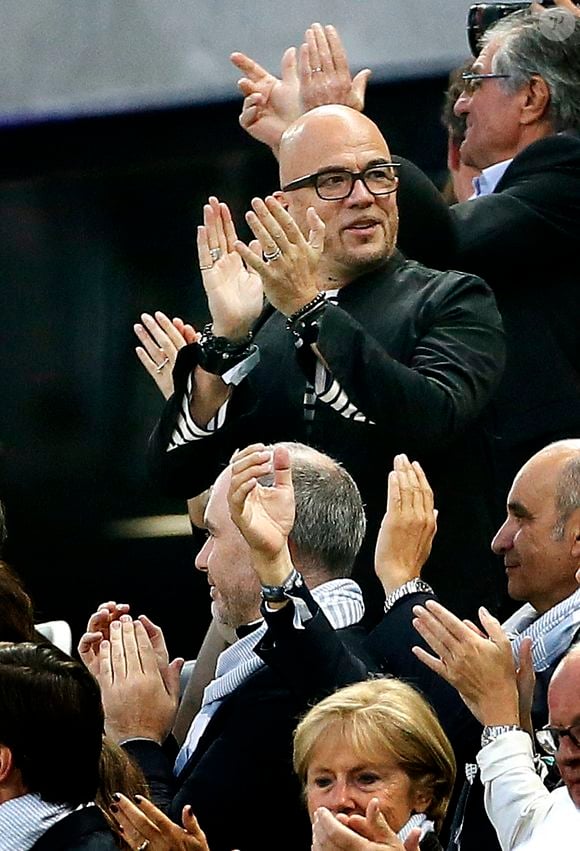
260,568,304,603
481,725,521,748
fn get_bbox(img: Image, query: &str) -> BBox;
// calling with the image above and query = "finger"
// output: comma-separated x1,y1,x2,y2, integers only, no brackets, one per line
422,599,475,643
182,805,210,849
164,657,185,701
230,51,269,82
273,444,292,489
239,98,263,130
140,313,176,359
247,197,294,252
306,207,325,255
219,201,239,254
312,22,333,71
305,25,321,74
78,630,102,659
231,448,272,480
463,619,486,638
412,460,434,514
113,793,164,844
133,619,158,677
478,605,510,648
404,828,422,851
134,324,167,366
280,46,298,82
98,638,113,685
180,323,199,344
154,311,190,351
325,25,348,74
386,469,401,513
135,346,164,384
208,196,228,255
137,614,168,655
411,643,448,678
249,239,263,258
234,239,265,277
412,607,459,660
351,68,372,108
196,224,215,275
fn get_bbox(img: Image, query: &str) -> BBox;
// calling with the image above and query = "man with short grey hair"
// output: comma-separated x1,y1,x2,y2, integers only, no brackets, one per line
80,440,374,851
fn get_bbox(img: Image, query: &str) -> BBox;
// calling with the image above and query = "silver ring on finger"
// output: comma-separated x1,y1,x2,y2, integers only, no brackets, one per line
199,263,213,271
137,842,150,851
209,247,222,262
312,66,323,73
264,247,282,262
156,357,170,373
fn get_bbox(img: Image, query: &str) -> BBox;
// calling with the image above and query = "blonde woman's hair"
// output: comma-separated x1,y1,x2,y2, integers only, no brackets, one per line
293,677,456,831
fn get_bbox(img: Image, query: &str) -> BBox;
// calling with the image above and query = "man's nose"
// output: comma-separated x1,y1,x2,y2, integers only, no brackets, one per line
347,175,374,205
491,518,514,555
454,91,470,116
195,537,210,572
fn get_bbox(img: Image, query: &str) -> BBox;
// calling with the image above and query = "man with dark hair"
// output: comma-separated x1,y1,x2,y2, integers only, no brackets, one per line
80,441,374,851
0,641,117,849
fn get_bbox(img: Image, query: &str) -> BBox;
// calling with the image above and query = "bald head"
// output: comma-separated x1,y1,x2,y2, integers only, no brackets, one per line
277,106,399,287
279,105,391,186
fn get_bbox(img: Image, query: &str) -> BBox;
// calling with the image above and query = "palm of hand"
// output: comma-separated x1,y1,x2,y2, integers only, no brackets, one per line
205,253,263,332
239,483,294,558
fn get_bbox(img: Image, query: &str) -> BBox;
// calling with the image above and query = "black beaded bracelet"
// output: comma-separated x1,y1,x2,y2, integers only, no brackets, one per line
285,293,326,331
197,324,256,376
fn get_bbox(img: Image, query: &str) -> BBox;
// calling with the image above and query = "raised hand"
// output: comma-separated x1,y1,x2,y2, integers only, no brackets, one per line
134,311,198,400
235,196,324,316
78,601,131,677
312,799,420,850
111,793,210,851
374,454,437,595
412,601,520,727
197,196,263,340
299,23,371,114
231,47,301,152
97,617,183,744
228,443,295,587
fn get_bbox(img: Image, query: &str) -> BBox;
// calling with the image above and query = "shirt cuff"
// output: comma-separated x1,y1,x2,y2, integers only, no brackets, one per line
383,578,434,613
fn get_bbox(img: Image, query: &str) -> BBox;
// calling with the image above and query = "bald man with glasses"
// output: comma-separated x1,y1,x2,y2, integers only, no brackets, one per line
149,104,505,623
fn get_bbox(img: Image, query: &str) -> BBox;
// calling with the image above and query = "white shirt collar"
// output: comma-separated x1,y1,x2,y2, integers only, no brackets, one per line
470,158,513,198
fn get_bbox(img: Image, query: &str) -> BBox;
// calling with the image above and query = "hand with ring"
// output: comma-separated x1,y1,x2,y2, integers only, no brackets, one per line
110,793,210,851
197,196,264,341
134,312,199,400
234,195,325,317
299,23,371,115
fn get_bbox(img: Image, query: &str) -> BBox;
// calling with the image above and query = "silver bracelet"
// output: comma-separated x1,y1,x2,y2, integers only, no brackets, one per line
383,579,434,613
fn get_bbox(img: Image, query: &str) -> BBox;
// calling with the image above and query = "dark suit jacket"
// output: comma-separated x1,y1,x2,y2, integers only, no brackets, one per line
30,808,118,851
149,253,505,622
451,134,580,494
124,601,375,851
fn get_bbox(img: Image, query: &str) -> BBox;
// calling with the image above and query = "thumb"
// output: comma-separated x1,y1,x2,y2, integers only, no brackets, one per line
351,69,372,109
249,239,263,258
306,207,325,255
164,657,185,698
281,46,298,81
479,606,509,647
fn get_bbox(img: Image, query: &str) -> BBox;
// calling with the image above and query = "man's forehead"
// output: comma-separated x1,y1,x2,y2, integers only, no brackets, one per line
280,112,390,180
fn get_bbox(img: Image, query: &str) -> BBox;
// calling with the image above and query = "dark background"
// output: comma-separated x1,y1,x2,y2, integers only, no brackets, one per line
0,76,450,659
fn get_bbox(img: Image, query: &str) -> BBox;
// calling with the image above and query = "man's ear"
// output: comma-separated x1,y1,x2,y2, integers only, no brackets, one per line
520,75,551,126
569,508,580,559
273,189,289,209
0,744,15,784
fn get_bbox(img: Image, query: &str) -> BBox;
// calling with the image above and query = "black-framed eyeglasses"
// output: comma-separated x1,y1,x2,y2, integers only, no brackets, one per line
281,163,400,201
536,723,580,756
461,71,511,96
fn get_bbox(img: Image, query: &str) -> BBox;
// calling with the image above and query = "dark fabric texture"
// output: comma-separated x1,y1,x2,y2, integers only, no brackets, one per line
30,808,118,851
124,584,377,851
450,134,580,497
149,252,506,622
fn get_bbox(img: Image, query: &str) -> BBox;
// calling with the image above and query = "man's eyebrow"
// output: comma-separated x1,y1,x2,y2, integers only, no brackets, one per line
316,159,392,174
507,500,533,519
